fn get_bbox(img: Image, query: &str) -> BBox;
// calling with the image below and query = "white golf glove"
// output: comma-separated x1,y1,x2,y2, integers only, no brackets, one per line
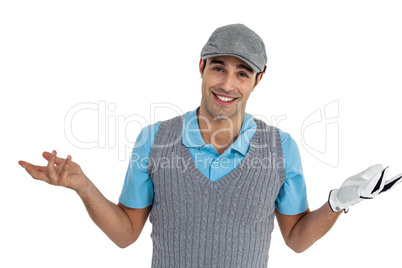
329,164,402,213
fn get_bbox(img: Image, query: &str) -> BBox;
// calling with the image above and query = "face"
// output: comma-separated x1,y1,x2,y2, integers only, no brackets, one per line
199,55,263,121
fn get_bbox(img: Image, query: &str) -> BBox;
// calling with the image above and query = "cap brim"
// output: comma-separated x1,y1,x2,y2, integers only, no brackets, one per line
201,53,262,73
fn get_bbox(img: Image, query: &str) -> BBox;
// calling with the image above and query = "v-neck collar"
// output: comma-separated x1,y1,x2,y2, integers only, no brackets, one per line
182,121,260,190
182,107,257,156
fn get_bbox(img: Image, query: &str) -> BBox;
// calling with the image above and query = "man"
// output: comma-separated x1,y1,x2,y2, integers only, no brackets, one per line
18,24,402,267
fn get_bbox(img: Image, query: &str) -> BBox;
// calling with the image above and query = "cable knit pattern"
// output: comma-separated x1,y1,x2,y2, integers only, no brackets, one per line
148,115,286,268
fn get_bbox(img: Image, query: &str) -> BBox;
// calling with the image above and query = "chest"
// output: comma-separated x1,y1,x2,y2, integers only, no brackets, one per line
149,144,284,223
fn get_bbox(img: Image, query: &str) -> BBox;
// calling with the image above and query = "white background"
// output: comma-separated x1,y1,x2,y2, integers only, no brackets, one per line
1,1,402,267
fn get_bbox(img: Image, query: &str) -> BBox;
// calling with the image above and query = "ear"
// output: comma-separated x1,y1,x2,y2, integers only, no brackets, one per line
199,58,205,78
253,72,264,90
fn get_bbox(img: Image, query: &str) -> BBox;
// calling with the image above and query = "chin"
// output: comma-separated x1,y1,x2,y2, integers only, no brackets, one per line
211,108,239,121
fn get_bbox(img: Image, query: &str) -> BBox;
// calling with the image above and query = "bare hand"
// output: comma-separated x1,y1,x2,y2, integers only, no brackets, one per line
18,150,88,192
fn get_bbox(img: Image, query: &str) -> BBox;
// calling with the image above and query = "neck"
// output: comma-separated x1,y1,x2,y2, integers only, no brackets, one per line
197,107,244,154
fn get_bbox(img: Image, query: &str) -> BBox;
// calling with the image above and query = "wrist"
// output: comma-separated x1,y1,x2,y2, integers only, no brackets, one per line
328,189,348,213
75,176,92,199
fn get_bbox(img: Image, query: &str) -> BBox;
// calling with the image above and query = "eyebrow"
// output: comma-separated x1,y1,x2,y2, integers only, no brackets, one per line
237,63,254,74
209,59,254,74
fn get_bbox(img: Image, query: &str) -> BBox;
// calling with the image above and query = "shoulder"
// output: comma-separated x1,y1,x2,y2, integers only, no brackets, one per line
277,128,300,156
159,114,184,127
135,114,184,147
133,121,162,149
250,118,297,145
252,118,282,139
154,115,183,136
278,129,294,147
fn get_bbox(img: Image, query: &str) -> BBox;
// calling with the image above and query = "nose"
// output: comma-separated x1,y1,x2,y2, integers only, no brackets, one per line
221,73,236,92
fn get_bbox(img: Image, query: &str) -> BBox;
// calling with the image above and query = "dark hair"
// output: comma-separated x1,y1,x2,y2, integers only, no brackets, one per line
202,59,207,74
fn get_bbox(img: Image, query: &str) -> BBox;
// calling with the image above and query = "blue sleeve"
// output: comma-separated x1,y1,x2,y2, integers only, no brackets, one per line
275,129,309,215
119,121,161,209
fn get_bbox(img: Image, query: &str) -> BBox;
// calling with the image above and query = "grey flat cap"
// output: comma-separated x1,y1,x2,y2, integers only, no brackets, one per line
201,24,267,73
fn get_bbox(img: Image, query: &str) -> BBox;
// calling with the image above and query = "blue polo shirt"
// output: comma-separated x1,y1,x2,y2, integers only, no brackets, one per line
119,107,308,215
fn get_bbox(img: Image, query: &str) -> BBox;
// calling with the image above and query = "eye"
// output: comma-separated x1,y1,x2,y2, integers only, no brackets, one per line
213,66,223,72
239,72,249,78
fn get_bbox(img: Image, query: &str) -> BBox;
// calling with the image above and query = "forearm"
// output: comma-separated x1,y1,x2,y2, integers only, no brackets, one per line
285,202,342,253
76,178,136,248
20,151,139,248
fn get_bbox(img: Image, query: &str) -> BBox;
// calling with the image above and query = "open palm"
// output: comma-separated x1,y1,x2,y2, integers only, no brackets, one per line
19,150,88,192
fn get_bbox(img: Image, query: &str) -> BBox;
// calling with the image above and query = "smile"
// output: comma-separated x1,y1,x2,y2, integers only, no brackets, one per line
216,95,234,102
212,92,238,105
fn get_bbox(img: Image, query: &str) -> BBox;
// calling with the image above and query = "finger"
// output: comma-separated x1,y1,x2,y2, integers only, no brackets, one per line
358,164,384,180
46,150,58,180
19,161,50,183
380,173,402,193
370,167,388,195
19,161,47,173
59,155,72,181
42,151,65,165
361,166,388,198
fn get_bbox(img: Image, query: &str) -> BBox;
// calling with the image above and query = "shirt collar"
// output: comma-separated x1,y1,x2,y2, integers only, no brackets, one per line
182,107,205,148
182,107,257,156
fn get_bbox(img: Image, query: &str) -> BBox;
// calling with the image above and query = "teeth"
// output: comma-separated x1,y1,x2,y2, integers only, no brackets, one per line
216,94,234,102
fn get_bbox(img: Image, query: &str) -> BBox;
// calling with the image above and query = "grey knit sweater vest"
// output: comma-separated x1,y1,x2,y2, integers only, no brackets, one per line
147,115,286,268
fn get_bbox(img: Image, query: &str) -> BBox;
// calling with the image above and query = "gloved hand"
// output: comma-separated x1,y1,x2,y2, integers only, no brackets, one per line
328,164,402,213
